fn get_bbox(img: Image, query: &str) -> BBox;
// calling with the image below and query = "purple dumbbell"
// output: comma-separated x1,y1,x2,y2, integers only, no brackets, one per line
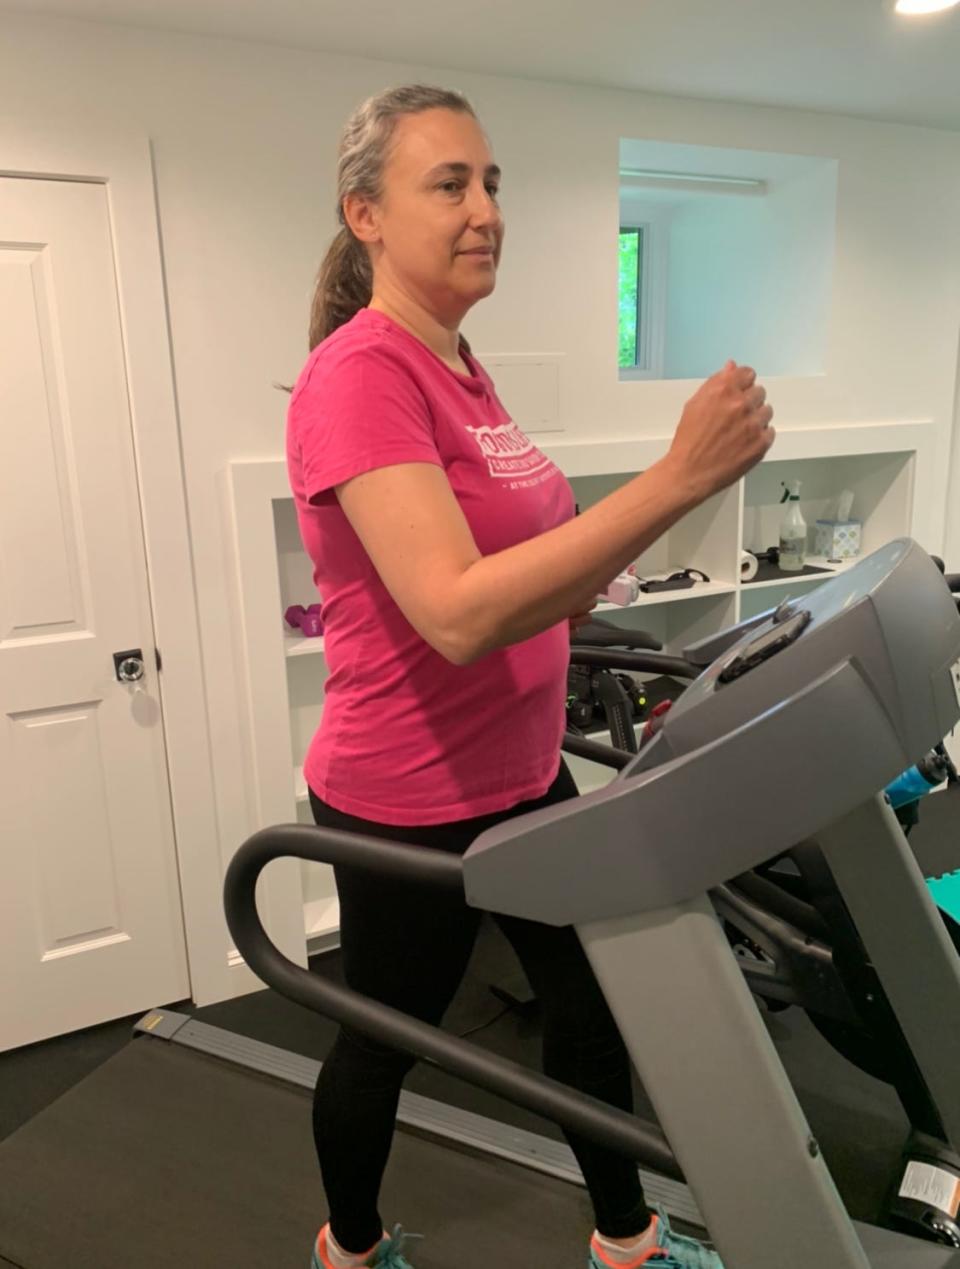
284,604,324,637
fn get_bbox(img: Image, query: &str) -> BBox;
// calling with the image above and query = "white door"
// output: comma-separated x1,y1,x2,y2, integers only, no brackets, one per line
0,176,190,1051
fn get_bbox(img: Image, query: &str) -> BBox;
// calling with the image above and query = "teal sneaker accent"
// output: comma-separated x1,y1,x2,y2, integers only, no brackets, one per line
311,1224,422,1269
652,1203,723,1267
587,1206,722,1269
370,1225,423,1268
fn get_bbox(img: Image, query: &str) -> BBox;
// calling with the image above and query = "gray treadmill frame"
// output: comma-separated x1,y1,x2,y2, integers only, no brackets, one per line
816,796,960,1149
462,540,960,1267
580,890,871,1268
577,794,960,1269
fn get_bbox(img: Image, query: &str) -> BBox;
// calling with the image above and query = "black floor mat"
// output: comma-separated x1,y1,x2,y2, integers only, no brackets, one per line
0,1036,592,1269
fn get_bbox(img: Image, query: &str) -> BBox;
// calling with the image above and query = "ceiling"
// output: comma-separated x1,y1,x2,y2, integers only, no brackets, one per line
4,0,960,131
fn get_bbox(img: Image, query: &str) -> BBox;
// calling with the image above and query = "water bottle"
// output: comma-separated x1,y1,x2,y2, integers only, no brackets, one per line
885,750,952,810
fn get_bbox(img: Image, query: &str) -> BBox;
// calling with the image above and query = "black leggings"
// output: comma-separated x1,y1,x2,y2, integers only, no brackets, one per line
309,761,650,1252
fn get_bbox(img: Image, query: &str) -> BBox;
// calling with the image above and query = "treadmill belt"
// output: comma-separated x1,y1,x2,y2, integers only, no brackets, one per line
0,1035,592,1269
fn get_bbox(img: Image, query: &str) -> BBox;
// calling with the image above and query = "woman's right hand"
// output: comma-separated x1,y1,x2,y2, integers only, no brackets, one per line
666,361,775,502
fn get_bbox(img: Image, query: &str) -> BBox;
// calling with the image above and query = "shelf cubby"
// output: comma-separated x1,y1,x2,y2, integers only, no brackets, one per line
742,452,914,562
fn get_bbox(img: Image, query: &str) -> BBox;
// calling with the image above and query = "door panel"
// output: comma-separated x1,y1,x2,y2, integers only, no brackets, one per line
0,177,189,1050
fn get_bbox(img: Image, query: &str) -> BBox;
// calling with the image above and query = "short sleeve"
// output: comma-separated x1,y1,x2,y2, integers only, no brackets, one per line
289,340,441,504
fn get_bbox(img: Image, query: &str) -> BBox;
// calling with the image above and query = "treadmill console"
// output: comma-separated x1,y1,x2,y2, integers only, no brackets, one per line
717,608,812,684
463,539,960,928
625,539,960,783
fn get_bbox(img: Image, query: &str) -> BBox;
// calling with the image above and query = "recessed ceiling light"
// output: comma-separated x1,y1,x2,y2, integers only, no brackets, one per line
895,0,960,14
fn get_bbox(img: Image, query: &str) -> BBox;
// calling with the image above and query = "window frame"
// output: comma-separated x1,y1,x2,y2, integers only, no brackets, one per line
618,225,643,370
618,218,667,381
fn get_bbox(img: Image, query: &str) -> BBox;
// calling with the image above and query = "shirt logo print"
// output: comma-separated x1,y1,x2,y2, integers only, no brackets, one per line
464,418,554,480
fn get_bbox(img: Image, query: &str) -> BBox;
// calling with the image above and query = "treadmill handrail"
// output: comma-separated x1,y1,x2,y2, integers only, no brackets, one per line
568,647,699,678
572,619,663,651
223,824,683,1181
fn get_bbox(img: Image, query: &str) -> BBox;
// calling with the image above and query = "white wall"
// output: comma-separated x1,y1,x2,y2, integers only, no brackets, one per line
662,161,837,379
2,13,959,941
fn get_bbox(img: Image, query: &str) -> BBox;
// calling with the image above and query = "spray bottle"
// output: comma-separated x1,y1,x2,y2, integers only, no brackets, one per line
779,480,807,572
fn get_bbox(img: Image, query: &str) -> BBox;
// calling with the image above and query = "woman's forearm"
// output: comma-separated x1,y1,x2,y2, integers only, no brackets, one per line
453,456,704,661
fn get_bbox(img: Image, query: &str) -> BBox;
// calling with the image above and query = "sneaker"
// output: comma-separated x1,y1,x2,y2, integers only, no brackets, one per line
588,1207,723,1268
312,1223,422,1269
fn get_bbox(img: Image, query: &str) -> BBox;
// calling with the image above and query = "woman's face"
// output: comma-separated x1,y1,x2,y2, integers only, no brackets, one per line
351,108,505,321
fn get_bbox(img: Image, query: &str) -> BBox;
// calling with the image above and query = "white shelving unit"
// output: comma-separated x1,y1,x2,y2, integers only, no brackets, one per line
284,632,326,658
745,558,857,591
223,421,932,954
595,582,738,613
222,459,339,955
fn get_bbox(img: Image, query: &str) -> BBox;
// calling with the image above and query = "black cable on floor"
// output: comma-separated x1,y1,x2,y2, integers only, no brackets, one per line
455,985,539,1039
455,1002,517,1039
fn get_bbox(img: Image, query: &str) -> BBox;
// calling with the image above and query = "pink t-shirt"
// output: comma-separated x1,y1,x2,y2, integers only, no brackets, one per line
286,308,575,826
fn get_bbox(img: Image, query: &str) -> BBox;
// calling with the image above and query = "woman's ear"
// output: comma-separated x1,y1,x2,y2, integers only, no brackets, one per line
342,194,381,246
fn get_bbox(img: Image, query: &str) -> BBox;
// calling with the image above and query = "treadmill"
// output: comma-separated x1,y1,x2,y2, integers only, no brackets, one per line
224,537,960,1268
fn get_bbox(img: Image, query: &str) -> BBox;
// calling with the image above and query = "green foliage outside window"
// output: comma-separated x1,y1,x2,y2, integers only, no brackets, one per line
618,229,642,368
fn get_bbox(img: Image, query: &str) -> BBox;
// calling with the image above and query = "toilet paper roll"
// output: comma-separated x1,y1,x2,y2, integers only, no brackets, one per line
740,550,759,582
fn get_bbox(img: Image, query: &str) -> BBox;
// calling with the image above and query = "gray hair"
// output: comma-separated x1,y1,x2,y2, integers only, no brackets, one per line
308,84,477,350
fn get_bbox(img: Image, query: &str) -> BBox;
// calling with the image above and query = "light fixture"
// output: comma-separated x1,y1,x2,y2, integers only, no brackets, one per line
619,169,766,193
894,0,960,13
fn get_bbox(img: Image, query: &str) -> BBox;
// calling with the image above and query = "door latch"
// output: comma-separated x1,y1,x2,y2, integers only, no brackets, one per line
113,649,145,683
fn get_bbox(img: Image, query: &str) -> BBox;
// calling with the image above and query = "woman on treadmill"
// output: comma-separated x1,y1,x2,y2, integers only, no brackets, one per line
287,83,775,1269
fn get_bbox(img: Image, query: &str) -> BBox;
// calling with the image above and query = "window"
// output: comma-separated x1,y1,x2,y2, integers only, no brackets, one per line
619,138,838,380
618,227,643,369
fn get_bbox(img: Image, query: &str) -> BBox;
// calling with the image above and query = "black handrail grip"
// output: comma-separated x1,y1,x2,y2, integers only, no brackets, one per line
573,621,663,652
223,826,683,1182
226,824,466,891
569,648,699,679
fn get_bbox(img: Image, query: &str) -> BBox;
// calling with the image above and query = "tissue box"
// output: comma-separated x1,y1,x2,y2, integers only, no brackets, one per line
815,519,861,560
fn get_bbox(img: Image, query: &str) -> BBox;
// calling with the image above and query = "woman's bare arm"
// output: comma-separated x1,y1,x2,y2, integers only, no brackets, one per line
336,361,774,665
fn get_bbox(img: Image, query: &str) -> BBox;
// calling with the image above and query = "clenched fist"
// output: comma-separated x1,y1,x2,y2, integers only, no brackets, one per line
666,361,775,502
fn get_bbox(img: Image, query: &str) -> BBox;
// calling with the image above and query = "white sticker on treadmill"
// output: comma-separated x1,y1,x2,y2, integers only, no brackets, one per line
898,1161,960,1218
